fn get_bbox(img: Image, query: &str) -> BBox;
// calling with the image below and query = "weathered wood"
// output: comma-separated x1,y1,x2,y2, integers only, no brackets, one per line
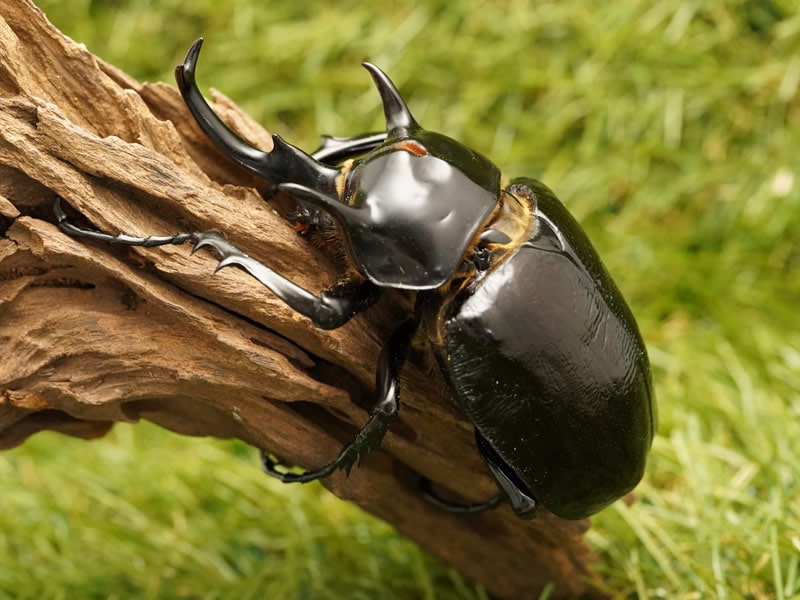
0,2,604,597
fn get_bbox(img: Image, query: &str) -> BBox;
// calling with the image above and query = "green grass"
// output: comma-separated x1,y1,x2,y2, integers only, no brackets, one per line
1,425,485,600
4,0,799,597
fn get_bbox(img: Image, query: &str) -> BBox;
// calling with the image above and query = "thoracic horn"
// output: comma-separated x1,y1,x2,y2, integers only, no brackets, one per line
362,62,419,136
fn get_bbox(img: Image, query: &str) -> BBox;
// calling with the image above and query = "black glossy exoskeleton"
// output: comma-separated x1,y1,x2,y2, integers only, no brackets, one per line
56,39,655,520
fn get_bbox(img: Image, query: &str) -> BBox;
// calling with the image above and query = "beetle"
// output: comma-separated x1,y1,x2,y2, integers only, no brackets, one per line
55,38,655,520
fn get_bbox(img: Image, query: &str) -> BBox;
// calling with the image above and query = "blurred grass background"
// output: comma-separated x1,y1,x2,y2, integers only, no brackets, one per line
2,0,799,597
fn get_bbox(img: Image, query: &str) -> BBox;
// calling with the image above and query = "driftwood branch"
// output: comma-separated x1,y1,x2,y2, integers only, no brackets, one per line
0,2,604,597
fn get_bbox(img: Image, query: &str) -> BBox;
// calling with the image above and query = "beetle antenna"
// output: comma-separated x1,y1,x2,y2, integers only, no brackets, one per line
176,39,339,197
362,62,419,136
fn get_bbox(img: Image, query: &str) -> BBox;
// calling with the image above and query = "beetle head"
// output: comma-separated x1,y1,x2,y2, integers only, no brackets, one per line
176,40,502,289
282,64,502,289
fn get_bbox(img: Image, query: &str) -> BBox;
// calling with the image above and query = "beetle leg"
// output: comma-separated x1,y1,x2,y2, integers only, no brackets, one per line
417,429,538,518
191,232,379,329
475,430,539,519
54,197,194,247
418,476,502,514
54,198,380,329
262,317,416,483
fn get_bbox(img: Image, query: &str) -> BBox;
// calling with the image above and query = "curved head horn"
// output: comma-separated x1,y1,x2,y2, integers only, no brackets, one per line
362,62,419,135
176,39,339,196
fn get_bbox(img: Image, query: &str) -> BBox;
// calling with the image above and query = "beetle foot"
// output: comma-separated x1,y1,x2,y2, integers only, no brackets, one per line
53,197,196,247
258,398,398,484
190,231,277,279
259,435,369,483
190,232,243,266
260,450,336,483
418,477,502,514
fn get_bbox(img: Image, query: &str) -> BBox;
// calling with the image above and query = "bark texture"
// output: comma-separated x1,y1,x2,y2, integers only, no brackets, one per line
0,2,605,597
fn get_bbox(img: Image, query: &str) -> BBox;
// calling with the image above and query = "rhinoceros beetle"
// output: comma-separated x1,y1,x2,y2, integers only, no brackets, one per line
56,38,655,520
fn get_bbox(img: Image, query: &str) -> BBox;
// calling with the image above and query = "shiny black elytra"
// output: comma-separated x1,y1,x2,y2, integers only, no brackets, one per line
56,38,655,520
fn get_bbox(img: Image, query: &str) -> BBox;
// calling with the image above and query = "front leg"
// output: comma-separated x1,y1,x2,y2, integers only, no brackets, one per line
263,317,416,482
54,198,380,330
192,233,379,329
